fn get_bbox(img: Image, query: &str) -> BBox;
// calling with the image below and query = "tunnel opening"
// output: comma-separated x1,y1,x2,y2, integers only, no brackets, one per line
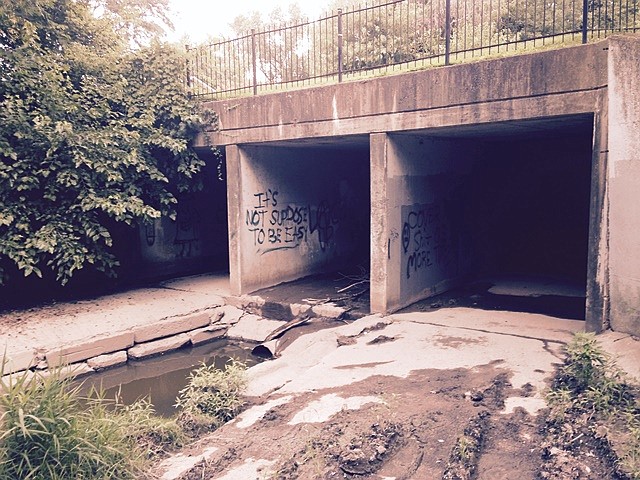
395,114,594,320
234,142,371,297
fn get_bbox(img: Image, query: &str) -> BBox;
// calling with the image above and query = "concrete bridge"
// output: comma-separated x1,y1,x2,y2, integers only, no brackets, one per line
194,35,640,337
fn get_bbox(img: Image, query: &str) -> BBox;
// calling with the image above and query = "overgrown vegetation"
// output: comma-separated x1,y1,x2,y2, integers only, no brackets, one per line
0,0,216,287
0,367,146,479
0,358,248,479
544,333,640,479
175,359,248,434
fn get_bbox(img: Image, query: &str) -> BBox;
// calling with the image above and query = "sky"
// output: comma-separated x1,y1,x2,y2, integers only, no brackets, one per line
165,0,328,44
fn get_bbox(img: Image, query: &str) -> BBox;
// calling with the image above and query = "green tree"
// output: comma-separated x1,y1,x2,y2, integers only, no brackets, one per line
0,0,213,286
230,4,311,84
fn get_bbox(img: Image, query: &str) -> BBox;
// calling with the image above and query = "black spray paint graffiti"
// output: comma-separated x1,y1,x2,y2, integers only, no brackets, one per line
402,203,453,280
174,204,201,258
245,189,338,252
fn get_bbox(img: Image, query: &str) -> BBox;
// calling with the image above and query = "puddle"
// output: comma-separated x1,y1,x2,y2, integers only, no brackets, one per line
79,340,261,417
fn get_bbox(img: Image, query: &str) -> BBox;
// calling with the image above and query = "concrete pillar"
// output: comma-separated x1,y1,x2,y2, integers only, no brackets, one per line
370,133,475,313
370,133,391,313
607,35,640,335
226,144,243,295
585,108,609,333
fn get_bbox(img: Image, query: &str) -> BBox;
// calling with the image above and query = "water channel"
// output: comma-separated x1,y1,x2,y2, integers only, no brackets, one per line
80,340,261,417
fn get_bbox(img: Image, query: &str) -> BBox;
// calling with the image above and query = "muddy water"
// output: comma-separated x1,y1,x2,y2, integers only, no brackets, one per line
80,340,260,417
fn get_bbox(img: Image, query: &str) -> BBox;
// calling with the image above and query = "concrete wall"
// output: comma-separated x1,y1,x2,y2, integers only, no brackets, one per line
228,145,369,294
200,42,607,147
608,35,640,335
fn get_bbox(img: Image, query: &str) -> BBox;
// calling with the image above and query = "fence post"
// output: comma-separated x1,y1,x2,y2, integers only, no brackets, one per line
338,8,343,82
445,0,451,65
251,29,258,95
185,44,192,93
581,0,588,44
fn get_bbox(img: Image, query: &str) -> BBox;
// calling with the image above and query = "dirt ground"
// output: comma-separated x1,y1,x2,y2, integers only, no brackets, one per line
159,319,625,480
166,363,624,480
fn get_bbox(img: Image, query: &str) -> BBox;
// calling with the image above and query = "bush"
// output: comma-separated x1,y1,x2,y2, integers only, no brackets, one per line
175,358,247,432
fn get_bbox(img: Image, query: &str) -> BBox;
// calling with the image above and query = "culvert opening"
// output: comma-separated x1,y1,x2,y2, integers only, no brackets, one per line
240,142,371,297
397,114,594,320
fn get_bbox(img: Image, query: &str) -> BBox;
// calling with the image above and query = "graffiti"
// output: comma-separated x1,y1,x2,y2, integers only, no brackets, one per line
402,203,453,280
245,189,339,252
308,200,336,250
145,222,156,247
174,204,201,258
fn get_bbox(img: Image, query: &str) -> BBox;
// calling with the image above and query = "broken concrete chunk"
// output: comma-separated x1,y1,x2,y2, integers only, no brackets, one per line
189,325,228,346
290,303,312,317
2,348,39,374
87,351,128,370
133,312,210,343
214,305,244,325
226,315,284,343
312,303,347,319
127,334,191,360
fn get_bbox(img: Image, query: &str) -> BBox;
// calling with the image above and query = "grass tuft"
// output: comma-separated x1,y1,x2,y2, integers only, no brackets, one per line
546,332,640,479
175,358,248,434
0,364,145,479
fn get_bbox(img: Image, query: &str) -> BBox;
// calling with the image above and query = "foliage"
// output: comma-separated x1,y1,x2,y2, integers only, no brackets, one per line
230,4,311,84
87,0,174,46
0,0,214,286
546,333,640,479
549,333,635,414
0,367,144,479
175,358,248,432
114,397,185,458
499,0,640,41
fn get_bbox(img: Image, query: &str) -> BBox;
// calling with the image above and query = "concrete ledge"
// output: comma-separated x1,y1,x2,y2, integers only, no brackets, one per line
87,351,128,370
46,331,135,367
133,312,212,343
127,334,191,360
3,348,39,374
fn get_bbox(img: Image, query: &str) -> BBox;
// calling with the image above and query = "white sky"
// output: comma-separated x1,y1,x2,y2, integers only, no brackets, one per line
165,0,328,44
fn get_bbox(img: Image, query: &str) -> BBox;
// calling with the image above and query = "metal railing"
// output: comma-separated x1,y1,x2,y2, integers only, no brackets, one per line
186,0,640,100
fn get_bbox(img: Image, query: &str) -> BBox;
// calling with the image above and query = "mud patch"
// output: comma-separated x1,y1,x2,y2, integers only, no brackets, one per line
160,365,555,479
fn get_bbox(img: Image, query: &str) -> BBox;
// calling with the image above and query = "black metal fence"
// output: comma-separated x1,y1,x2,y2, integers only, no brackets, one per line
186,0,640,99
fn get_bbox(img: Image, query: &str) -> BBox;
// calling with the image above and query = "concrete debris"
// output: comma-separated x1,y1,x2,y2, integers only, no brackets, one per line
46,331,134,367
127,333,191,360
87,350,128,370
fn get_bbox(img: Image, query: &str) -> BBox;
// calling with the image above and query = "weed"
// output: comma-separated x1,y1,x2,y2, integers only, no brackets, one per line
545,333,640,479
114,397,185,458
0,365,145,479
175,358,247,432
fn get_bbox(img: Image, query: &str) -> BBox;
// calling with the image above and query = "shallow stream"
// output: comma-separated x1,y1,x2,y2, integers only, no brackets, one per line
80,340,260,417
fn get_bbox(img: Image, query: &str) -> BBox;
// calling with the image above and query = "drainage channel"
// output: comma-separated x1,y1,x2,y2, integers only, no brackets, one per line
78,340,262,417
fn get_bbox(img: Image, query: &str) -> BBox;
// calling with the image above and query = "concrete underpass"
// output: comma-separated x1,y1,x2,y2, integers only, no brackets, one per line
199,36,640,337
